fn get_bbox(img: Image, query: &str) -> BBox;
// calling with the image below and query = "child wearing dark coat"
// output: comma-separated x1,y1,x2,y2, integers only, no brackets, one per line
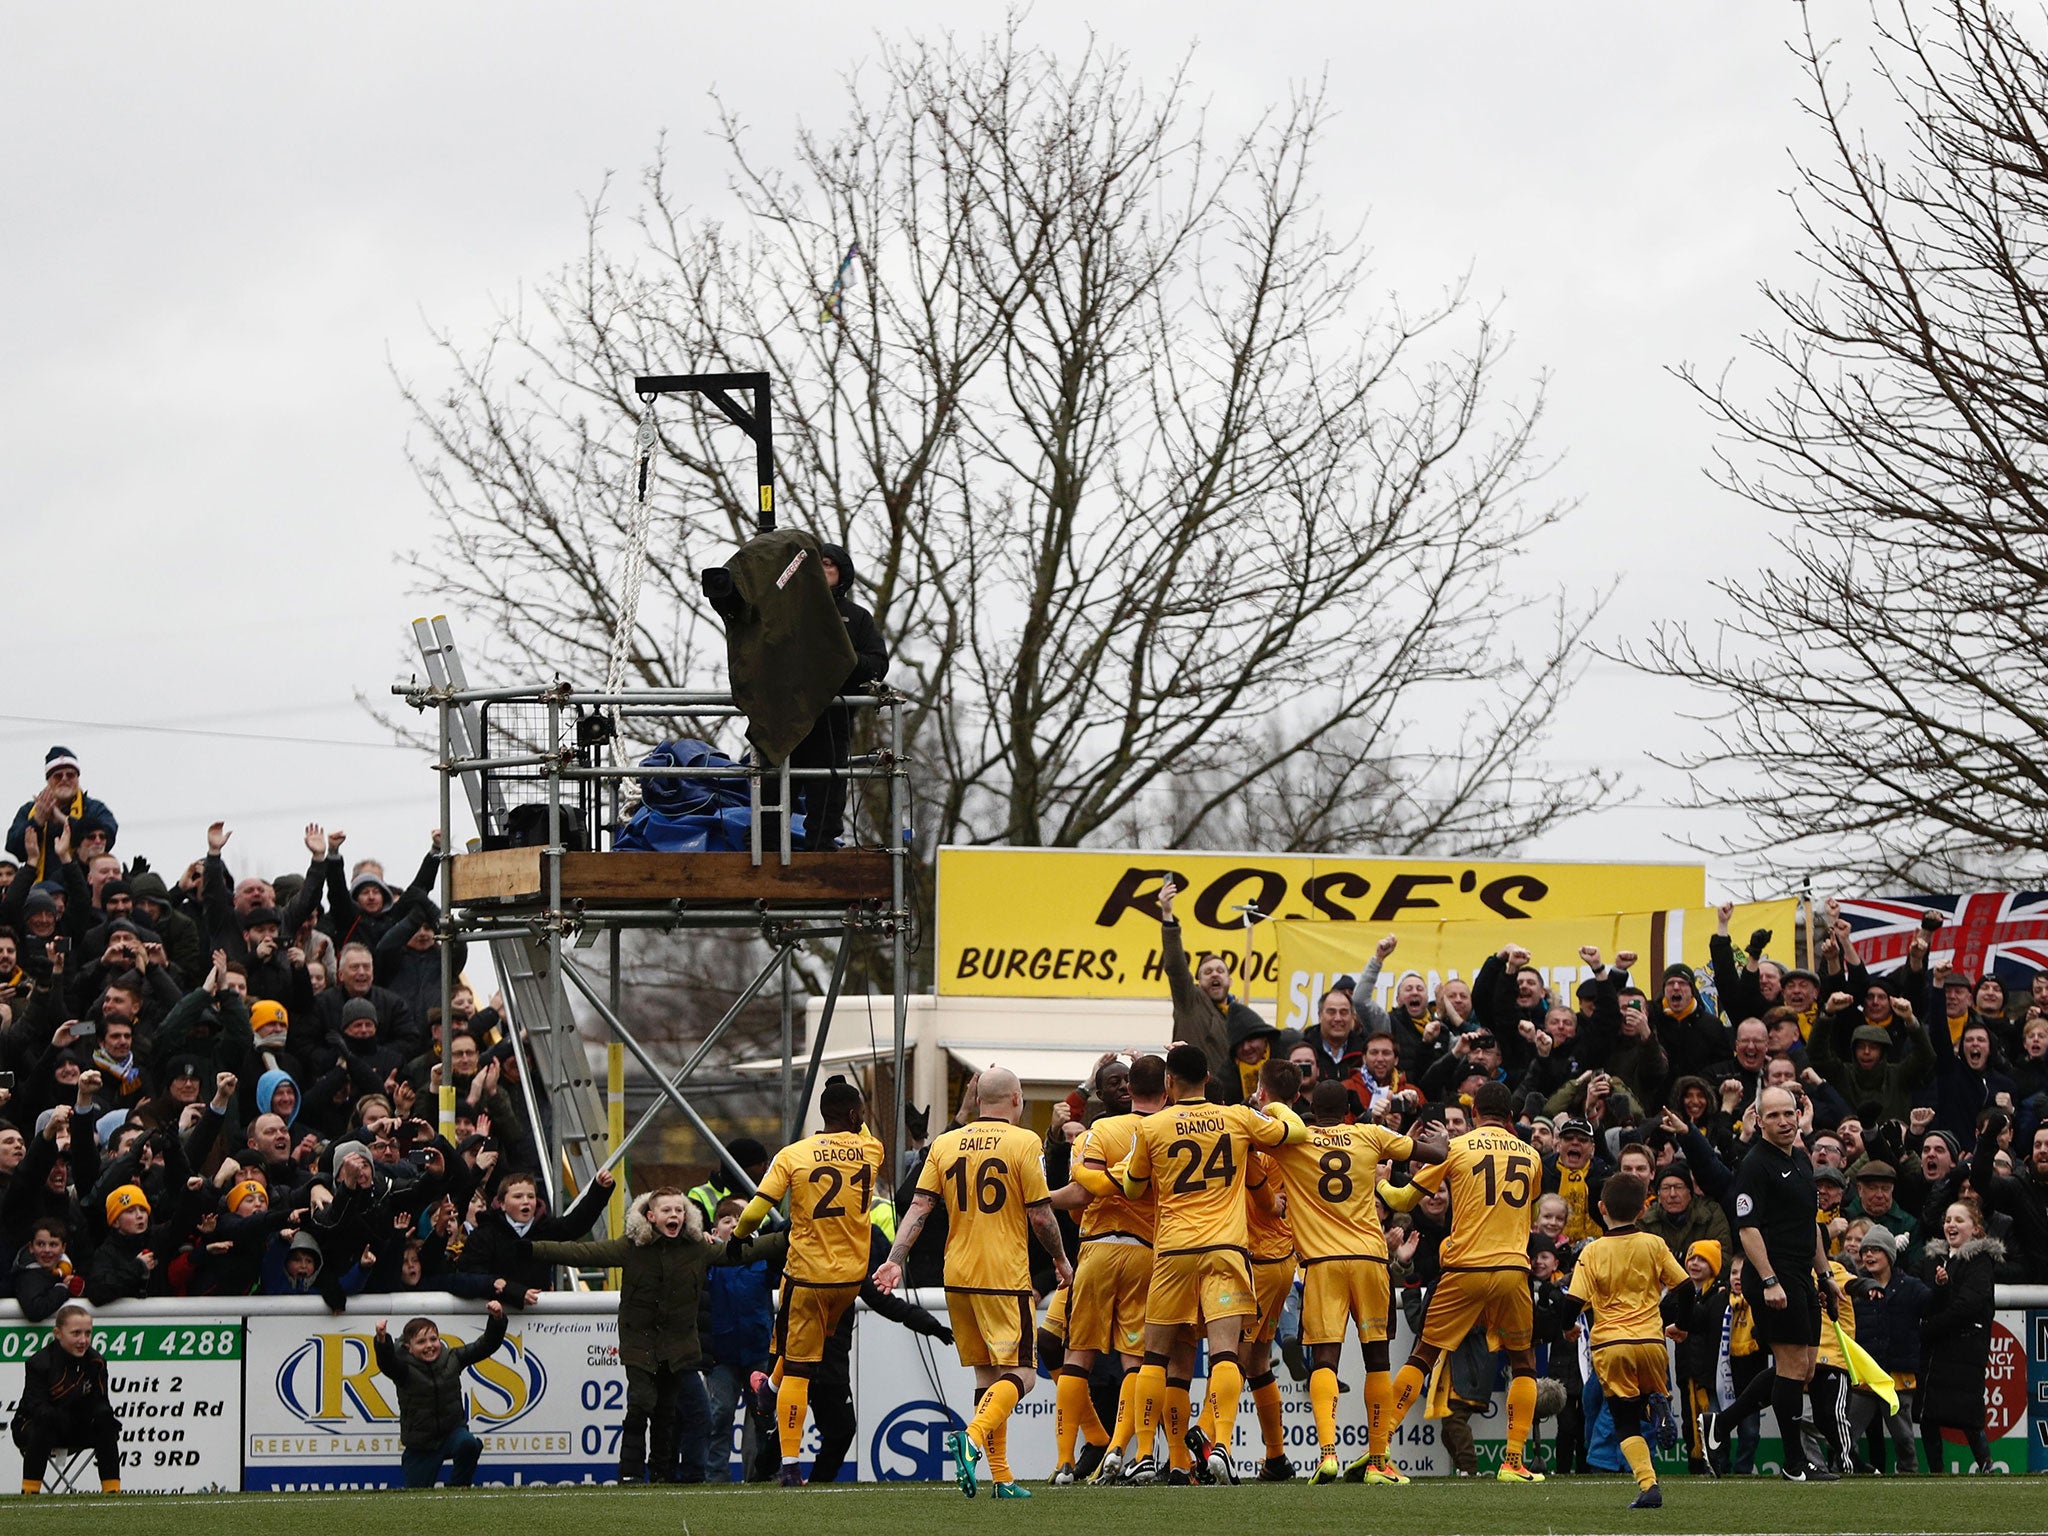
372,1300,510,1487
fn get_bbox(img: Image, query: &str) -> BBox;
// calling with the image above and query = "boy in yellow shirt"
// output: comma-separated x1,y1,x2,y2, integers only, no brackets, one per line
1566,1172,1689,1509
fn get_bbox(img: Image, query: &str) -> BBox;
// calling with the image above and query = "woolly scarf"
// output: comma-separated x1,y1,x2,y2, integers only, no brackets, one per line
93,1048,141,1090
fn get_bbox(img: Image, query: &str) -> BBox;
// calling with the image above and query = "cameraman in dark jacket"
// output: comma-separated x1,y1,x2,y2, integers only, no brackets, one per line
790,543,888,851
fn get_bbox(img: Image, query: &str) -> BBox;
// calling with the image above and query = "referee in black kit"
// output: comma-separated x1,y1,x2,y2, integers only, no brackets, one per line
1697,1085,1845,1482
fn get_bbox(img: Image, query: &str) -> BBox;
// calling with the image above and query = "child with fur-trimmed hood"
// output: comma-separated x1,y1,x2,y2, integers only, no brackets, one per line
525,1187,786,1484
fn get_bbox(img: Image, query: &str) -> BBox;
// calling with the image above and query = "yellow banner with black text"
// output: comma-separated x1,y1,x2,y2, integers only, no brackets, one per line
935,846,1710,999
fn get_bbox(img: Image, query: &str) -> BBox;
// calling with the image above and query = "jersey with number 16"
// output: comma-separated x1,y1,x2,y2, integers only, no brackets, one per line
917,1118,1052,1291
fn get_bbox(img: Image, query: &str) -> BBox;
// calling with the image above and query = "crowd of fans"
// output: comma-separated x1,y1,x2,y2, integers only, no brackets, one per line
5,740,2042,1485
0,744,595,1318
1149,893,2044,1475
0,745,867,1486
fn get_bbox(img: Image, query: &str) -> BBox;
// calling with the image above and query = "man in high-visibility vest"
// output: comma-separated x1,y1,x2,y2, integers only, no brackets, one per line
689,1138,770,1228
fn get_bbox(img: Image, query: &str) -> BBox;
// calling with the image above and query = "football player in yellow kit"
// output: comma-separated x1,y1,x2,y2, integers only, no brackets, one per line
1044,1054,1168,1484
1122,1043,1308,1485
1383,1081,1548,1481
875,1066,1071,1499
1190,1056,1310,1483
1566,1171,1691,1509
731,1078,885,1485
1265,1074,1447,1484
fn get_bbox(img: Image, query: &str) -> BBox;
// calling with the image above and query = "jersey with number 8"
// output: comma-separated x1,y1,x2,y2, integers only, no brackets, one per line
917,1118,1052,1291
1408,1125,1539,1271
1269,1122,1413,1260
755,1126,887,1285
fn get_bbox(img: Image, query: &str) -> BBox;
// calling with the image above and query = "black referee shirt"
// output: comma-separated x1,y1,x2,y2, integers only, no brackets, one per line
1730,1136,1818,1277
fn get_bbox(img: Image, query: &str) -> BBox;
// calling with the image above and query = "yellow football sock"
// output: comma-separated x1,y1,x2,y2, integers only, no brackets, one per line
1166,1381,1192,1470
1252,1376,1286,1457
1196,1394,1215,1443
770,1357,786,1389
987,1416,1013,1484
1133,1364,1168,1460
1111,1370,1141,1454
1208,1358,1245,1450
778,1374,811,1461
1055,1370,1089,1465
1620,1434,1655,1491
1366,1369,1395,1459
100,1480,120,1494
20,1481,40,1495
1389,1361,1428,1426
1310,1365,1340,1455
1503,1373,1536,1467
969,1377,1021,1452
1077,1376,1108,1446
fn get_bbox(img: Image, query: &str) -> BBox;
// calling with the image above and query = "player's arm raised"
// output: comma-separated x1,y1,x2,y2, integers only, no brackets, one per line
1406,1117,1451,1166
1119,1134,1152,1201
1382,1144,1450,1212
1246,1100,1310,1146
734,1154,791,1237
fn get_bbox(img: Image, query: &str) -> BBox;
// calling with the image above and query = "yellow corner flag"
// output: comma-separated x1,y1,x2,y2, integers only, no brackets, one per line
1833,1318,1897,1413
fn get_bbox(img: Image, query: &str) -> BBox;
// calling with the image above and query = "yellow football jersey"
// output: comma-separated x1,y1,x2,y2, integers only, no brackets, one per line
1123,1099,1296,1254
1409,1125,1541,1270
1268,1122,1412,1262
755,1127,886,1284
1566,1228,1687,1346
916,1118,1052,1291
1244,1147,1295,1261
1075,1113,1156,1246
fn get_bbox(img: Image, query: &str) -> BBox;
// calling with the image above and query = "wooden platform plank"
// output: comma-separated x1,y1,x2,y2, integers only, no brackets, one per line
448,848,893,907
448,847,544,903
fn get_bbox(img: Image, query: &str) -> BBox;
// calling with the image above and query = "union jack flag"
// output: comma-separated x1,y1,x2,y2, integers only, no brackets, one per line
1837,892,2048,987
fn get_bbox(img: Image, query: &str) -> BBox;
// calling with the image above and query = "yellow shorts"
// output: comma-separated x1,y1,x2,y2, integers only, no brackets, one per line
774,1278,862,1366
1592,1340,1671,1401
1241,1254,1297,1345
1300,1256,1391,1346
1419,1267,1533,1352
1067,1240,1152,1356
946,1288,1034,1369
1147,1248,1255,1327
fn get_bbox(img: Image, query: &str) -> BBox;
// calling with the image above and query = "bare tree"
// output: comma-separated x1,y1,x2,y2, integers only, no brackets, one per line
401,28,1604,940
1629,0,2048,884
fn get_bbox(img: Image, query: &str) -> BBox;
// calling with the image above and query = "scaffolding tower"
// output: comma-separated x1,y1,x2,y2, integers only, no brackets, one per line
399,616,914,1210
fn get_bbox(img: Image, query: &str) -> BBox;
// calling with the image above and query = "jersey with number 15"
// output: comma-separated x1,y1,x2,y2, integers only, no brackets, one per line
1407,1124,1539,1271
917,1118,1052,1291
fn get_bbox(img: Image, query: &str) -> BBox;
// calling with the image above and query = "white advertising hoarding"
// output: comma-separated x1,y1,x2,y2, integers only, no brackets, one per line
0,1316,242,1493
242,1306,627,1490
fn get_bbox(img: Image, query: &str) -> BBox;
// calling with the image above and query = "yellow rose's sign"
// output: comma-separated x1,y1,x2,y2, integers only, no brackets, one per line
935,847,1705,999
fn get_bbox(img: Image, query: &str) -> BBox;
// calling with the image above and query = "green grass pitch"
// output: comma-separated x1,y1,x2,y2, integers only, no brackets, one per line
11,1474,2043,1534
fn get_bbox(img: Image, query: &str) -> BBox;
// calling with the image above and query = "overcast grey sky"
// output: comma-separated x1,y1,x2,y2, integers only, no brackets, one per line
2,2,1858,896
